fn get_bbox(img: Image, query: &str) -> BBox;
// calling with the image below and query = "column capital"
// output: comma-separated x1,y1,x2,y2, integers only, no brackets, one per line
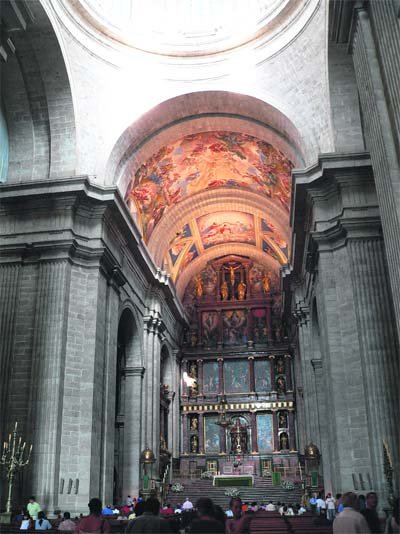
247,356,255,360
267,354,275,361
217,357,224,362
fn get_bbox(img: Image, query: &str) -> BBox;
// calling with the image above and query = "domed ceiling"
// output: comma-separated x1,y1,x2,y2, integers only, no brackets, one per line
124,131,293,296
73,0,292,56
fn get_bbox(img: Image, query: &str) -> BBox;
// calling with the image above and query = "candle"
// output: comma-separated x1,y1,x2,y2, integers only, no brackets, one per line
14,422,18,432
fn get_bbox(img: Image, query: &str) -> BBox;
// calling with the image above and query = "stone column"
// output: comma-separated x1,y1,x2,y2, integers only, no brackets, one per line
268,355,276,394
197,359,203,397
272,410,279,453
182,413,189,455
284,354,293,392
288,410,296,452
219,425,227,455
198,413,204,454
217,357,224,394
181,360,189,399
250,412,258,453
123,366,145,497
346,233,400,497
351,5,400,344
248,356,255,393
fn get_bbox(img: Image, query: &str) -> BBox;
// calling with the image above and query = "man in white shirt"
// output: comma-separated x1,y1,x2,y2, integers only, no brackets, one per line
325,493,336,521
266,502,276,511
316,497,326,515
182,498,193,511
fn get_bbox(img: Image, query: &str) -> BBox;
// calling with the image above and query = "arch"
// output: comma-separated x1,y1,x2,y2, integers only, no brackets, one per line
105,90,306,189
1,0,76,182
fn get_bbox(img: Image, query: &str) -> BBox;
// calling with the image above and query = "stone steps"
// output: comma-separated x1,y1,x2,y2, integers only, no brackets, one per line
166,476,303,510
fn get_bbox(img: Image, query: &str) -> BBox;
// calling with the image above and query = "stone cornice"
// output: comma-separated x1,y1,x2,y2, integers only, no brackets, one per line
0,176,188,326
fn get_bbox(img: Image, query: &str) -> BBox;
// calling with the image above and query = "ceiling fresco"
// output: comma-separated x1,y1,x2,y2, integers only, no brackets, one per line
166,212,288,282
124,130,293,290
125,131,292,242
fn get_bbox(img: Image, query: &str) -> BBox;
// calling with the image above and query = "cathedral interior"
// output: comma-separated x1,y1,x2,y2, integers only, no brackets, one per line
0,0,399,516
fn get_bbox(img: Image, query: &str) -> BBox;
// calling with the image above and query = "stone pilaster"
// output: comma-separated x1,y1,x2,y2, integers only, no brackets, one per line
182,413,189,455
197,358,203,397
268,355,276,394
250,412,258,453
217,357,224,394
198,413,204,454
29,260,70,511
123,366,145,498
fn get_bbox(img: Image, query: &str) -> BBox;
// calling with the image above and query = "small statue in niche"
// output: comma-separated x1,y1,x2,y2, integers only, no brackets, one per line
195,275,203,298
190,330,198,348
279,432,289,450
160,435,168,452
274,324,282,342
189,362,198,395
262,273,270,293
237,280,246,300
278,412,288,428
221,280,229,301
275,357,285,375
189,362,197,379
190,435,199,453
190,416,199,431
276,375,286,395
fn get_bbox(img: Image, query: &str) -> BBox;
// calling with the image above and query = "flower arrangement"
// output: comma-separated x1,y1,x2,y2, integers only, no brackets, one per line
171,482,184,493
224,488,241,497
281,479,295,490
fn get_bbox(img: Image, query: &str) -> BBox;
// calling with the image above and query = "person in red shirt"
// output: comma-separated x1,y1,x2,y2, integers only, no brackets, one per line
74,498,110,533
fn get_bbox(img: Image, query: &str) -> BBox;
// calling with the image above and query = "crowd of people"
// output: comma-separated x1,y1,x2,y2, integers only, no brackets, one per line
8,490,399,533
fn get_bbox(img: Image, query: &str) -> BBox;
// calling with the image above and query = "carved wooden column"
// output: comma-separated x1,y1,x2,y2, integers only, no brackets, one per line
248,356,255,393
285,354,293,392
197,359,203,397
272,410,279,452
288,409,296,452
217,357,224,395
198,413,204,454
269,355,276,393
182,413,189,455
250,412,258,453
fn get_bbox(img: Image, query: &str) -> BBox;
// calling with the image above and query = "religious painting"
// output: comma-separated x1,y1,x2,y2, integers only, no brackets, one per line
197,212,255,249
203,362,219,394
252,309,269,343
254,359,271,392
262,239,282,263
222,309,247,346
224,360,249,393
257,413,273,452
202,311,219,347
168,223,192,266
204,416,220,453
180,243,199,270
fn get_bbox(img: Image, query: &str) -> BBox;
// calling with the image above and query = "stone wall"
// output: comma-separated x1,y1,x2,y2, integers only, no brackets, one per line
0,178,185,513
290,153,400,502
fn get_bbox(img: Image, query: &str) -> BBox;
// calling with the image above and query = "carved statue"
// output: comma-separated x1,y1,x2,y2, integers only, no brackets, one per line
237,281,246,300
190,416,198,431
190,435,199,454
278,412,288,428
276,375,286,395
262,273,270,293
279,432,289,450
221,280,229,301
195,275,203,298
275,358,285,374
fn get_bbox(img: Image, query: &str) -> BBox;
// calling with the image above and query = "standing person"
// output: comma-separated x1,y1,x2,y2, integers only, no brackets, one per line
316,494,326,516
333,492,371,534
362,492,381,534
74,498,110,533
309,493,317,514
126,495,133,507
34,511,52,530
326,493,336,522
27,497,41,521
